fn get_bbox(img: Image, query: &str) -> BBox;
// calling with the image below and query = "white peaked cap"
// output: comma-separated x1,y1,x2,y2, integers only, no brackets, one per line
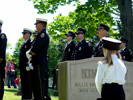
23,28,32,33
0,20,3,25
36,18,48,22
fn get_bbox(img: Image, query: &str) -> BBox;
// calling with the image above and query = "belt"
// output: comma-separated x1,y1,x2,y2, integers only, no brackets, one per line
103,83,122,87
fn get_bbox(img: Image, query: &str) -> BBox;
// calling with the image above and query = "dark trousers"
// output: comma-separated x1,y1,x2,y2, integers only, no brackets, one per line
0,74,4,100
101,83,125,100
7,73,17,88
32,64,51,100
52,76,56,89
20,66,32,99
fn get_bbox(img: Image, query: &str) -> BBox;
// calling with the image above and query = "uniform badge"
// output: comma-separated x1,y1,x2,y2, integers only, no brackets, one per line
123,56,125,59
25,45,27,48
1,34,4,39
79,47,81,51
68,48,70,52
41,33,45,38
130,51,132,55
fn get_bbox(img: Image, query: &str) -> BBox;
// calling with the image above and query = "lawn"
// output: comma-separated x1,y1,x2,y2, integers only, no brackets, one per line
3,86,59,100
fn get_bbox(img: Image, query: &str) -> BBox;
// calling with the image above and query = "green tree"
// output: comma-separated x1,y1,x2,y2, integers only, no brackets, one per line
6,52,12,61
6,42,13,61
30,0,133,49
48,40,59,75
116,0,133,49
13,37,24,67
48,38,66,76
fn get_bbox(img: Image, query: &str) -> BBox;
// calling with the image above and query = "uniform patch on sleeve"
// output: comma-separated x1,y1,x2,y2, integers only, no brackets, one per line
0,58,3,62
30,50,35,55
1,34,4,39
40,33,45,38
25,45,27,48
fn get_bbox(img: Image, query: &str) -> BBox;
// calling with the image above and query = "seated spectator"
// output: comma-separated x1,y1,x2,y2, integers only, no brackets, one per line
15,75,21,88
14,76,22,96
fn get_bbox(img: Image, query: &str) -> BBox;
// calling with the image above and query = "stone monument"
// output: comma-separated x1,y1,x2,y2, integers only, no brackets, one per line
58,57,133,100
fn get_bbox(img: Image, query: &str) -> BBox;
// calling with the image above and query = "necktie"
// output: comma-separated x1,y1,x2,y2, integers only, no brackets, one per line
120,50,124,55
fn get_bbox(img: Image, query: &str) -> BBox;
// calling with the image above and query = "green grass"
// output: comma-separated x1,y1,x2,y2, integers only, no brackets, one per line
3,86,59,100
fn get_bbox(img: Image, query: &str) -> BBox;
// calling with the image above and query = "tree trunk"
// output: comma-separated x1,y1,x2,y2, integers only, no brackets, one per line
116,0,133,50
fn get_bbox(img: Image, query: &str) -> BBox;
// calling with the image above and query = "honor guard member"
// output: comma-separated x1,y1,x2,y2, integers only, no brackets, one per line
95,37,126,100
0,20,7,100
119,37,133,61
71,28,93,60
27,18,51,100
19,28,32,99
62,31,75,61
94,24,110,57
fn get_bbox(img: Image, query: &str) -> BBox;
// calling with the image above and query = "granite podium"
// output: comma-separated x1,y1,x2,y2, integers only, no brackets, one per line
58,57,133,100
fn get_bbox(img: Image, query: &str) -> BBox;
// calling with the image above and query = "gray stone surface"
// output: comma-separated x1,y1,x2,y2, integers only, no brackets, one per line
58,57,133,100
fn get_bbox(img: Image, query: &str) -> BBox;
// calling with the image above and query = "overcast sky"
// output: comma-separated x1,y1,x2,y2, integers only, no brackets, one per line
0,0,86,54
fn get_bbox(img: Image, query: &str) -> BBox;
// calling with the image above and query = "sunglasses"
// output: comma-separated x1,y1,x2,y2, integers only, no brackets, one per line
23,32,27,35
76,32,81,35
66,35,71,37
97,27,104,30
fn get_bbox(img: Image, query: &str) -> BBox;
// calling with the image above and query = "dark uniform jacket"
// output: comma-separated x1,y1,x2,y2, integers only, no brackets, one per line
71,39,93,60
0,33,7,75
30,29,49,71
19,39,32,99
120,47,133,62
62,41,75,61
94,40,103,57
30,29,51,100
19,39,31,67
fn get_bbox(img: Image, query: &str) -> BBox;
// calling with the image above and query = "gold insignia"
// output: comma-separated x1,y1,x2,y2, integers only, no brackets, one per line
0,58,3,62
41,33,45,38
130,51,132,55
30,50,35,55
1,34,4,39
25,45,27,48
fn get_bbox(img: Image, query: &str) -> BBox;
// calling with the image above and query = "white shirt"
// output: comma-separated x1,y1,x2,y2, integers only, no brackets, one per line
24,38,30,43
119,47,126,53
79,38,84,42
64,40,72,49
95,54,127,95
21,38,30,47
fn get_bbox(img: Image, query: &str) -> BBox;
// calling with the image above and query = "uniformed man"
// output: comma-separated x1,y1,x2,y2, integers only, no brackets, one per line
119,37,133,61
0,20,7,100
19,28,32,99
27,18,51,100
94,24,110,57
62,31,75,61
71,28,93,60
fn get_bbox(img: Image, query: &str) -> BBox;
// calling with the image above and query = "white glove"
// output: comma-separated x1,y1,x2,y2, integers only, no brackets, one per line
26,66,30,71
29,63,34,70
26,50,32,61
